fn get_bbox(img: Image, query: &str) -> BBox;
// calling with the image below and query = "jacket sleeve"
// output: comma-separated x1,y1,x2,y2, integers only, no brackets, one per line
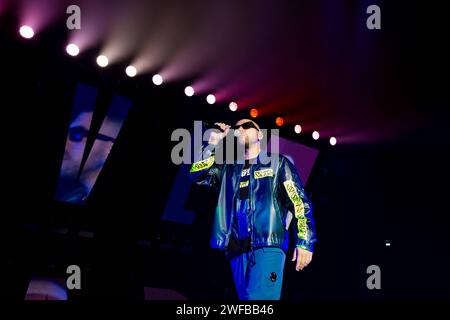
278,156,317,252
189,142,224,190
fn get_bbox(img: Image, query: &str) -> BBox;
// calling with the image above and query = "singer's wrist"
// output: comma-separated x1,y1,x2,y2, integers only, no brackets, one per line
208,136,220,145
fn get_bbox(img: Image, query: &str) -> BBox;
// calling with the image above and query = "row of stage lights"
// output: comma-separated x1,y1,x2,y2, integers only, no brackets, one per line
19,25,337,146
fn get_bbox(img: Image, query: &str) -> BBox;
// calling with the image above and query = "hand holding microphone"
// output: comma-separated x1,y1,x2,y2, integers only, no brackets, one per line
208,122,231,145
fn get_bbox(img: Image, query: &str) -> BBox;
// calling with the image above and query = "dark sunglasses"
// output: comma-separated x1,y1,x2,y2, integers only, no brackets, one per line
69,126,115,143
232,122,259,131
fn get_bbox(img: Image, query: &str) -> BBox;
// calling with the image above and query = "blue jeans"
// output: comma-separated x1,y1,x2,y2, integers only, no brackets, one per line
230,247,286,300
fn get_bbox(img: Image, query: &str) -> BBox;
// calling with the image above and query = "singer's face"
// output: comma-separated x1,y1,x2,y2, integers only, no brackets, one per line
235,119,260,146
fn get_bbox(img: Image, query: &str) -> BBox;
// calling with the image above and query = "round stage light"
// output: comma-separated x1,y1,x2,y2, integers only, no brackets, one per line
229,102,238,111
294,124,302,134
250,108,258,118
275,117,284,127
152,74,163,85
66,44,79,56
19,25,34,39
330,137,337,146
185,86,194,97
206,94,216,104
126,66,137,77
312,131,320,140
96,55,109,67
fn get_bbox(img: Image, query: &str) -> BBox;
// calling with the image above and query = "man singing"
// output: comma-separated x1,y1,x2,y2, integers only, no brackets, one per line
190,119,316,300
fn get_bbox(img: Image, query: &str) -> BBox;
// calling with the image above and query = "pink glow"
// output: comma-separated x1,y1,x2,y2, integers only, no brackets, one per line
20,0,64,34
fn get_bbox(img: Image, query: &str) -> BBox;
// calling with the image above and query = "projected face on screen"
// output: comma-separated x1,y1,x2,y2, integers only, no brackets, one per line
55,83,132,204
62,111,93,179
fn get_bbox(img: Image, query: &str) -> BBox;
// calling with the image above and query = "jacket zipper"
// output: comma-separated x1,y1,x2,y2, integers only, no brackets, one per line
224,164,243,248
249,164,255,249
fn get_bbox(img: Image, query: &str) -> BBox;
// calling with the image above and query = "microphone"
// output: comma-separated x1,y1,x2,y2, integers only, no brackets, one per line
201,121,241,137
202,121,228,132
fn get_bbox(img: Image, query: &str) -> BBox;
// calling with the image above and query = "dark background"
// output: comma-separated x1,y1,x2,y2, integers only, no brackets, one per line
2,0,449,300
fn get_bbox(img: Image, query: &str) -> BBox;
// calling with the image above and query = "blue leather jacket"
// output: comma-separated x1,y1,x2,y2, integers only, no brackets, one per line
190,144,317,252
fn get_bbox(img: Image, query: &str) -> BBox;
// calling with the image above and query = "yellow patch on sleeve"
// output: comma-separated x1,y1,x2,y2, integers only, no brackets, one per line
254,168,273,179
283,179,308,240
190,156,215,173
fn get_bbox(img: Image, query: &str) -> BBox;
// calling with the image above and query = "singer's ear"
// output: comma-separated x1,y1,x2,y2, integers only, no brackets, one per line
257,130,264,141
